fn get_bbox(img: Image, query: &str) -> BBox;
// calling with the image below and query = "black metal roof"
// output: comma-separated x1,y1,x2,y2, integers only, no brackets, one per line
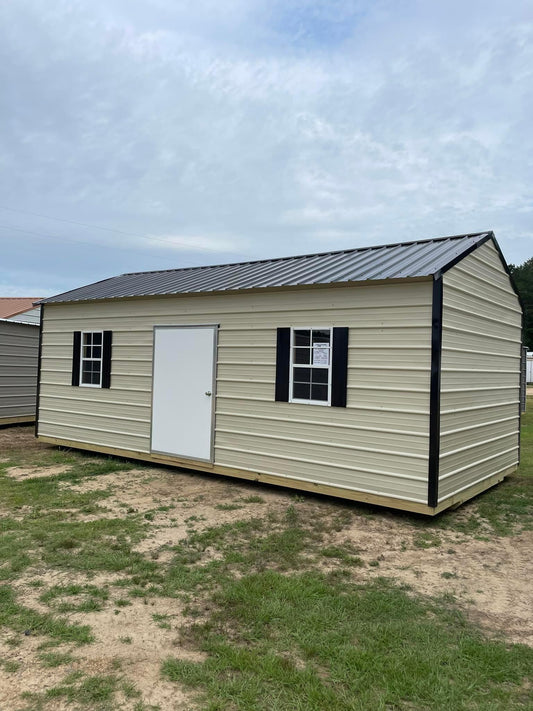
40,231,493,304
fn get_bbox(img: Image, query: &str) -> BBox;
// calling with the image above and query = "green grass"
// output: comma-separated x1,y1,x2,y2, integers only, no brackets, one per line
320,545,364,567
21,672,127,711
1,415,532,710
40,583,110,613
240,495,266,504
38,651,75,668
163,571,533,711
0,585,92,644
0,456,150,582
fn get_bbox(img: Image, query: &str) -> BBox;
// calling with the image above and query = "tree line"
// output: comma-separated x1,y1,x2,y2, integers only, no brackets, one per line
509,257,533,349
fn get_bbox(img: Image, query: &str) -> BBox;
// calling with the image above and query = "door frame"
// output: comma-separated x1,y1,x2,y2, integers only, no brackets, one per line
149,324,219,463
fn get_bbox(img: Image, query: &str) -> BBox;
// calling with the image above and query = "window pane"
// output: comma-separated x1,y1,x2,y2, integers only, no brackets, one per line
81,360,101,385
312,329,330,345
293,367,311,383
82,333,92,346
81,362,92,384
83,345,91,358
312,368,328,384
311,384,328,401
293,382,310,399
294,330,310,347
92,332,102,345
92,346,102,358
293,348,310,364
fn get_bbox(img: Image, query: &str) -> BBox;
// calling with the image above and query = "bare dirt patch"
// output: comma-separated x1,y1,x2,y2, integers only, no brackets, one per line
0,424,55,457
69,465,533,647
5,464,72,481
0,633,70,710
1,427,532,709
70,466,290,554
324,513,533,647
4,569,200,711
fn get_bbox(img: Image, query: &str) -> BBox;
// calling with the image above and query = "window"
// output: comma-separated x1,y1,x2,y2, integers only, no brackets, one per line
275,326,348,407
80,331,103,386
290,328,332,405
71,330,113,389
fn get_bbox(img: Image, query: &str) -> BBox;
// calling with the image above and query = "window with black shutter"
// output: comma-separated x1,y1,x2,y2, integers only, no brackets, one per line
72,330,112,389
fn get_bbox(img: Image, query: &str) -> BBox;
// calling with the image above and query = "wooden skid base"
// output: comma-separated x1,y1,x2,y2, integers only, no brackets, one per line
0,415,35,426
37,435,516,516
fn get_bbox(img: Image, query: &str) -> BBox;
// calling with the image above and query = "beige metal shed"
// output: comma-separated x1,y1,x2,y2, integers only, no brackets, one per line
0,318,40,425
35,232,522,514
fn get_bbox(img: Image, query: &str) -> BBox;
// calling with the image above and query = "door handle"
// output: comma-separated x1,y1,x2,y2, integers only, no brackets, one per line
205,391,212,396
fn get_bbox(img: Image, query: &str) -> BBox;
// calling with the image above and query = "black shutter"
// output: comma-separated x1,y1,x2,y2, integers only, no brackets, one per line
71,331,81,386
331,327,349,407
101,331,113,389
275,328,290,402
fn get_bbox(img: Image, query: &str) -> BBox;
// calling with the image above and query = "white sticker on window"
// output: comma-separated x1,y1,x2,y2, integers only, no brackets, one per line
313,344,330,365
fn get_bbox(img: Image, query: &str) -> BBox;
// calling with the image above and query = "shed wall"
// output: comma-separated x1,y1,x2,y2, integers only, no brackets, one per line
439,241,521,501
38,281,433,504
0,320,39,421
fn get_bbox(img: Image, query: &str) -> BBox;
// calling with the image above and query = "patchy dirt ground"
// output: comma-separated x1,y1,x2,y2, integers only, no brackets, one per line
0,425,531,710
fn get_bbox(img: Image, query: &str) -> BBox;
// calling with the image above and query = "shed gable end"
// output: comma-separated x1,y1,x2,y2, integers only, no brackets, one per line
438,239,522,503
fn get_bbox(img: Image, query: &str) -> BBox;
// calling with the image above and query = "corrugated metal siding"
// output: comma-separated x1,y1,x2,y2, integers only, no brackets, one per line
8,307,41,325
40,233,489,304
439,241,521,501
39,281,433,504
0,320,39,421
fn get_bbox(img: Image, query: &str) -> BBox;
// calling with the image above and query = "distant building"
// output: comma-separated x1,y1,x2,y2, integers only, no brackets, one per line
0,318,39,425
0,298,41,325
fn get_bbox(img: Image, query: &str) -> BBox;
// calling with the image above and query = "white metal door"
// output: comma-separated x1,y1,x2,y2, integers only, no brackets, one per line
151,326,216,461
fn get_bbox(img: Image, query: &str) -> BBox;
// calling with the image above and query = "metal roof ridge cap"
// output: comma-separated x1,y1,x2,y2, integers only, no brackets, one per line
117,231,489,279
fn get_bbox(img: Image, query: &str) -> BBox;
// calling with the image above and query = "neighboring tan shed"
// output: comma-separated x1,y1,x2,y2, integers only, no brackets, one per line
0,318,40,425
35,232,522,515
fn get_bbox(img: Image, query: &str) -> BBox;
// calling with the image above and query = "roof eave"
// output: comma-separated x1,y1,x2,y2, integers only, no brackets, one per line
41,274,434,306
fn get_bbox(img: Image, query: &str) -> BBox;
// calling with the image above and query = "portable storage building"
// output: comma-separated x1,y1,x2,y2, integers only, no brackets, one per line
0,318,40,425
35,232,522,515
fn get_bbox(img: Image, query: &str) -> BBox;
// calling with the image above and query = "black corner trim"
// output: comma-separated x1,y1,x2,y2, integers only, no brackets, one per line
71,331,81,387
275,328,290,402
428,276,443,508
102,330,113,389
331,327,349,408
35,304,45,437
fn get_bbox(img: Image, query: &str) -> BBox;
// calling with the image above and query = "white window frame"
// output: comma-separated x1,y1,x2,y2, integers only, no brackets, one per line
289,326,332,406
80,330,103,388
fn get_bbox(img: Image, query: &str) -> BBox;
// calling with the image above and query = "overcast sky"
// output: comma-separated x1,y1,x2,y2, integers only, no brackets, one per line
1,0,532,297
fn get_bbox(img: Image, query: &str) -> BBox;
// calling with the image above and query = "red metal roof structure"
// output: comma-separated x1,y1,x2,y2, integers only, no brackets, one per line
0,298,41,318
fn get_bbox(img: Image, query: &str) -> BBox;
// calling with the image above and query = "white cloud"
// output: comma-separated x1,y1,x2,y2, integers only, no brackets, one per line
0,0,532,295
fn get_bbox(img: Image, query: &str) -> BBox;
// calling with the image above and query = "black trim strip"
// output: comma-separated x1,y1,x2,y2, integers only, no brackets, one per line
34,304,44,438
71,331,81,387
331,327,349,408
275,328,290,402
102,330,113,389
428,276,443,508
438,231,493,277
